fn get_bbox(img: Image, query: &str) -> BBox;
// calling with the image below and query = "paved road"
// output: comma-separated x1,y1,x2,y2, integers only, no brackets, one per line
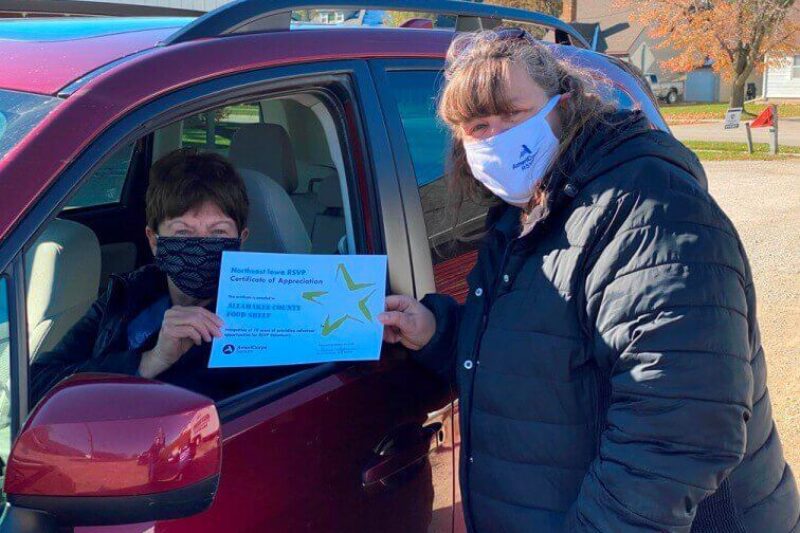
704,160,800,471
671,118,800,147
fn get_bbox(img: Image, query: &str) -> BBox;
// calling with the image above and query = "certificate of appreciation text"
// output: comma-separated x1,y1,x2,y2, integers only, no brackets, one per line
209,252,387,368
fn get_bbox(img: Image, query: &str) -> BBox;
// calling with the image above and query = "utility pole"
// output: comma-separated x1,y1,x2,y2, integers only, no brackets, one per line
769,105,779,155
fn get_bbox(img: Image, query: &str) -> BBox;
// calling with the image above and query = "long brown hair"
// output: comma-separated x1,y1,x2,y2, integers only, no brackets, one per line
437,30,616,227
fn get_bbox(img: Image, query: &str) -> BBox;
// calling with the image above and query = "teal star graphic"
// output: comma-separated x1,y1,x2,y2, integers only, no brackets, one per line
301,263,376,337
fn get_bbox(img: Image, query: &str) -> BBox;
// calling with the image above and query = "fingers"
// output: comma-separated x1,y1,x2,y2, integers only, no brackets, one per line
171,325,203,346
382,325,403,344
384,294,417,313
165,306,224,343
170,306,223,328
377,310,412,332
166,315,214,343
380,295,425,345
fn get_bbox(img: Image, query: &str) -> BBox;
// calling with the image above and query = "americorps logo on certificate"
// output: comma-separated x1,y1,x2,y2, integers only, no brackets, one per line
209,252,387,368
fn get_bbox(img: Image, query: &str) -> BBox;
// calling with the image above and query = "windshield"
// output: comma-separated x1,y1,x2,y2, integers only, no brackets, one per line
0,88,61,162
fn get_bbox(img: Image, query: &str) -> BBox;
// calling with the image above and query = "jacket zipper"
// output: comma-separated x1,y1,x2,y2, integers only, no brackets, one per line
471,236,516,362
462,236,516,528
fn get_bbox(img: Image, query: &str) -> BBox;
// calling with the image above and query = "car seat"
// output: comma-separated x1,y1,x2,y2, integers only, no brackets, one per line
24,218,102,357
309,173,347,254
0,218,101,428
229,123,328,233
238,169,311,254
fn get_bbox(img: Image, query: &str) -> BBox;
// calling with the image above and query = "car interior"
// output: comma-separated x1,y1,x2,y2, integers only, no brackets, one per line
0,91,358,441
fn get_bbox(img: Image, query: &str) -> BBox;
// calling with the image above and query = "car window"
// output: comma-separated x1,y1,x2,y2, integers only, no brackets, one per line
181,103,262,155
0,276,12,503
385,70,487,301
64,142,135,209
385,70,448,187
28,91,358,407
0,89,60,162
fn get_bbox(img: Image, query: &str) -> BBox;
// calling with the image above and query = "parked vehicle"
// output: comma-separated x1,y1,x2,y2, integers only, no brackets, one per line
0,1,668,531
646,72,684,104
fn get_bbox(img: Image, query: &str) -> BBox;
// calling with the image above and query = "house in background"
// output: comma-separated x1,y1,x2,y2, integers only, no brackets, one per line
305,9,384,26
561,0,761,103
763,54,800,100
761,9,800,101
561,0,682,82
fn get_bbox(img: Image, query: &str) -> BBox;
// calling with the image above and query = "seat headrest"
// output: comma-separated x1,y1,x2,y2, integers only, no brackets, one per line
24,218,101,355
316,174,343,209
229,124,298,193
238,169,311,254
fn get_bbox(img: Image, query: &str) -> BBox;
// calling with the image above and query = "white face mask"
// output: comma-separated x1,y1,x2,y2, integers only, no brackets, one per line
463,94,562,205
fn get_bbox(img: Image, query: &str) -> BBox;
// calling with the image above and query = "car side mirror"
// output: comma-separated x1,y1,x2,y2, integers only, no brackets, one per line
1,373,221,532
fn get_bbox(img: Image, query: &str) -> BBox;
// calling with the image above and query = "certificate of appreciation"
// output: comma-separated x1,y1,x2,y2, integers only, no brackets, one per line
208,252,388,368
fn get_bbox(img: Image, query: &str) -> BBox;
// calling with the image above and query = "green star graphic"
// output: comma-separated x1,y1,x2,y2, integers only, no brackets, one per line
301,263,376,337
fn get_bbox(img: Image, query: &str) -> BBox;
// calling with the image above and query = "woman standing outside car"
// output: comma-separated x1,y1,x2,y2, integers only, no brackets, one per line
379,30,799,532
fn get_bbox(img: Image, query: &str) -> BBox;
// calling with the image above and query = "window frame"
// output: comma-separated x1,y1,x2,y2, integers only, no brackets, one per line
0,59,406,426
792,55,800,79
372,60,491,303
368,58,447,299
3,258,29,441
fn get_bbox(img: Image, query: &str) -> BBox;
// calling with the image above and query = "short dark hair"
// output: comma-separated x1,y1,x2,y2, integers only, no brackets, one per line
146,148,249,233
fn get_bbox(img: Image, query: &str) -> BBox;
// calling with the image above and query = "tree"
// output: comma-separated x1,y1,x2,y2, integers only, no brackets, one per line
615,0,799,109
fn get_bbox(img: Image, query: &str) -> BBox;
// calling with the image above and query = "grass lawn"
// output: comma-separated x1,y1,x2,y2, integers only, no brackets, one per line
181,128,232,148
661,102,800,124
684,140,800,160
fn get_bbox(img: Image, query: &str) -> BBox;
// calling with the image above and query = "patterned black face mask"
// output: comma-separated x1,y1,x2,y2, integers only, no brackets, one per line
155,236,241,300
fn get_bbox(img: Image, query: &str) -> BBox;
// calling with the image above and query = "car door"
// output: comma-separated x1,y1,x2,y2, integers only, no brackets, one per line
0,59,456,532
139,60,456,533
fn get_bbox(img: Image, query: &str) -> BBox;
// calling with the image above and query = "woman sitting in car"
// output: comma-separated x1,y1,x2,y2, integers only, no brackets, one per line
31,148,282,404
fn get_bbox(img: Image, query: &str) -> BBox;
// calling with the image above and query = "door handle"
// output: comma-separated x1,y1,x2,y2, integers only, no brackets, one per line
362,422,442,491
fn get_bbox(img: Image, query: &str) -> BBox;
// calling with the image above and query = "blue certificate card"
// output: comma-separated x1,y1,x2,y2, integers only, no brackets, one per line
209,252,388,368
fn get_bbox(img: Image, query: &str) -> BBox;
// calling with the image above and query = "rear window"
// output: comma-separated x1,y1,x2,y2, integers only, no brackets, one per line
0,88,60,162
181,103,262,155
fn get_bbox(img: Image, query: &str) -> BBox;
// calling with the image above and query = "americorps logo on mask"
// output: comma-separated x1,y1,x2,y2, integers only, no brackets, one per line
513,144,536,171
462,94,561,205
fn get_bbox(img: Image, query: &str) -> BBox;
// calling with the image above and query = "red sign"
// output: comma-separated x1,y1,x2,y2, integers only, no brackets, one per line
751,106,775,128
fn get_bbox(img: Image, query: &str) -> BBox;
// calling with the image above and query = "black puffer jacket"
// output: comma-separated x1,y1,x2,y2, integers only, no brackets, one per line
417,110,799,532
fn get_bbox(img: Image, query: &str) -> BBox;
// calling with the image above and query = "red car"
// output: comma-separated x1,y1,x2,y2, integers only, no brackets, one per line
0,2,668,531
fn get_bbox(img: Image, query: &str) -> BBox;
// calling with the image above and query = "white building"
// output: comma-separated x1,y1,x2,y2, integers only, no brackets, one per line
763,55,800,101
757,8,799,101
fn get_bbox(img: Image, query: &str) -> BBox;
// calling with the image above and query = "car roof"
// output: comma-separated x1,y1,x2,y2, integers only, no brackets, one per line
0,17,194,95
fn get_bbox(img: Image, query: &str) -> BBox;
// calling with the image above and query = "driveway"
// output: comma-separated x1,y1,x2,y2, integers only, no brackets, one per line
671,118,800,147
704,160,800,471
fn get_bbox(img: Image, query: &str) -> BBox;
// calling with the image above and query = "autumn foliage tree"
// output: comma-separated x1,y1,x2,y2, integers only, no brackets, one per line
615,0,799,108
